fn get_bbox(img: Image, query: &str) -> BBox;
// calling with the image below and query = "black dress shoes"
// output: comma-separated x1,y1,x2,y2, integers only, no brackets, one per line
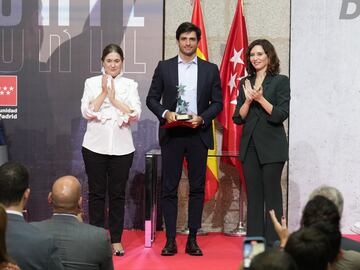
185,238,203,256
161,239,177,256
113,249,125,256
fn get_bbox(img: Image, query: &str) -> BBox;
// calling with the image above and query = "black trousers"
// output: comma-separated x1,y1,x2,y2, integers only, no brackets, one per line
161,128,208,239
82,147,134,243
242,144,284,245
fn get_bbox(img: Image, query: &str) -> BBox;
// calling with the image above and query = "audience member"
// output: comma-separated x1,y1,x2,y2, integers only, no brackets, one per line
309,185,360,251
302,196,360,270
271,195,360,270
284,227,331,270
301,196,341,263
0,204,20,270
32,176,114,270
249,249,297,270
0,162,63,270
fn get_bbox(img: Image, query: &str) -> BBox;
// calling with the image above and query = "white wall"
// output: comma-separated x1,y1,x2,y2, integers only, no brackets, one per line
289,0,360,233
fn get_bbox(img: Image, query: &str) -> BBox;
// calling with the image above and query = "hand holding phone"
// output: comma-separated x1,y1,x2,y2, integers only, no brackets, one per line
243,236,266,269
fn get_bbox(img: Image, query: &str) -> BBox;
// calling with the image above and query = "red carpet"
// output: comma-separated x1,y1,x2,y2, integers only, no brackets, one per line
113,231,243,270
114,231,360,270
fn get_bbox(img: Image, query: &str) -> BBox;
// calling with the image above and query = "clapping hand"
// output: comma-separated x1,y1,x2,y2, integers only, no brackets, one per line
107,77,116,101
101,74,109,95
243,79,253,102
101,74,116,101
251,85,263,101
243,79,264,102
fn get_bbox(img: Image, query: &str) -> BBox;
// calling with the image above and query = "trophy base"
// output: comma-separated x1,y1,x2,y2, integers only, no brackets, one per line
175,114,193,121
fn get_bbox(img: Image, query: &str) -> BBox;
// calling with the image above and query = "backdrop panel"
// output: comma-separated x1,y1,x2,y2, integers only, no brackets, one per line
289,0,360,232
0,0,163,228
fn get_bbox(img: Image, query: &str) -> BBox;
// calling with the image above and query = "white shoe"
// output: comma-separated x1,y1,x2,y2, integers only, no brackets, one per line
350,222,360,234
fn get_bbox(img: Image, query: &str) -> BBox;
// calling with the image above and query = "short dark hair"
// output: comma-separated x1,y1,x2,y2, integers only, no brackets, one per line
301,196,341,263
101,44,124,62
0,162,29,206
250,249,298,270
245,39,280,76
176,22,201,41
301,195,340,228
285,227,330,270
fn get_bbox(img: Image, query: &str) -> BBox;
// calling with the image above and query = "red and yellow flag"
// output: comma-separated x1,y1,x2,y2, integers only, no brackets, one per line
191,0,219,202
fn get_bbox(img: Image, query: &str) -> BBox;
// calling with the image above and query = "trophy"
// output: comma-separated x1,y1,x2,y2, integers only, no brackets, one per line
175,84,193,121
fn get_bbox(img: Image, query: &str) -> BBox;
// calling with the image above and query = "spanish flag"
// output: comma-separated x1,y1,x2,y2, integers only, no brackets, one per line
191,0,219,202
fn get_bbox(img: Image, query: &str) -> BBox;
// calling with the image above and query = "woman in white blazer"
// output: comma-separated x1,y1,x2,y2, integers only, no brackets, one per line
81,44,141,256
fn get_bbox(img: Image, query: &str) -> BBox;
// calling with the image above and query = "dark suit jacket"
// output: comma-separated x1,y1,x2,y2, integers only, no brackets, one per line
146,56,223,149
32,215,113,270
6,213,64,270
233,74,290,164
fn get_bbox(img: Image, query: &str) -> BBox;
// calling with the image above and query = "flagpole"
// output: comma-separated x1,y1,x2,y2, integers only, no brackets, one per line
224,183,246,236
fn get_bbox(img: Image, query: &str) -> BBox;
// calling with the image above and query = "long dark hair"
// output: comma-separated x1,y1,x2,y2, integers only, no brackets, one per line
245,39,280,76
101,44,124,62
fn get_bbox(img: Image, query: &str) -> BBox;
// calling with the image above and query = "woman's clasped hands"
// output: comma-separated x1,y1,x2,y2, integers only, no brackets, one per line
101,74,116,102
243,79,263,103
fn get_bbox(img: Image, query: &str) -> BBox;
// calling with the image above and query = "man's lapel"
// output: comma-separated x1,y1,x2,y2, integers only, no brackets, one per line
170,56,179,88
197,58,206,103
169,57,179,109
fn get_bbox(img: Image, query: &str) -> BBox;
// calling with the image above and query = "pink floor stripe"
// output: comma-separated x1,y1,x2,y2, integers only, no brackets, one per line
114,230,244,270
343,234,360,242
144,221,152,248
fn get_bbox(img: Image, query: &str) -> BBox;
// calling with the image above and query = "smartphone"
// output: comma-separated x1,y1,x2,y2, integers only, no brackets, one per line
243,236,266,269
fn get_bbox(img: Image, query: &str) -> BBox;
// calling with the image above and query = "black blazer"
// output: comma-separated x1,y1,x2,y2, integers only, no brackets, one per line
233,74,290,164
146,56,223,149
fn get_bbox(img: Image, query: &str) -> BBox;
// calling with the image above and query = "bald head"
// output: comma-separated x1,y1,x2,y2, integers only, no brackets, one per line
49,176,81,213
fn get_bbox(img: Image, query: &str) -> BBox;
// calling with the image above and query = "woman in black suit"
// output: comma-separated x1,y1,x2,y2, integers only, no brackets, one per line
233,39,290,245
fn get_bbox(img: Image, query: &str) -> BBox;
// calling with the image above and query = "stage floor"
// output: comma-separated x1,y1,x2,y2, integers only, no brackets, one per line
114,230,360,270
114,230,244,270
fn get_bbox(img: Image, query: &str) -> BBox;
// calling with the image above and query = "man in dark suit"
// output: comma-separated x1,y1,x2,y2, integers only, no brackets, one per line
0,162,64,270
32,175,114,270
146,22,222,256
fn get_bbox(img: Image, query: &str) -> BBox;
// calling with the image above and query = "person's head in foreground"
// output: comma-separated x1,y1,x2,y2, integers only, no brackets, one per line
249,248,298,270
285,227,331,270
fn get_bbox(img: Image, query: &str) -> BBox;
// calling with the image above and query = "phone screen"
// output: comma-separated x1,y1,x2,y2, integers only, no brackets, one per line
243,238,266,269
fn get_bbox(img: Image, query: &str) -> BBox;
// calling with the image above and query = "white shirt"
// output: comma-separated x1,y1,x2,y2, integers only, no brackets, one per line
6,210,23,217
81,74,141,155
177,55,198,114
